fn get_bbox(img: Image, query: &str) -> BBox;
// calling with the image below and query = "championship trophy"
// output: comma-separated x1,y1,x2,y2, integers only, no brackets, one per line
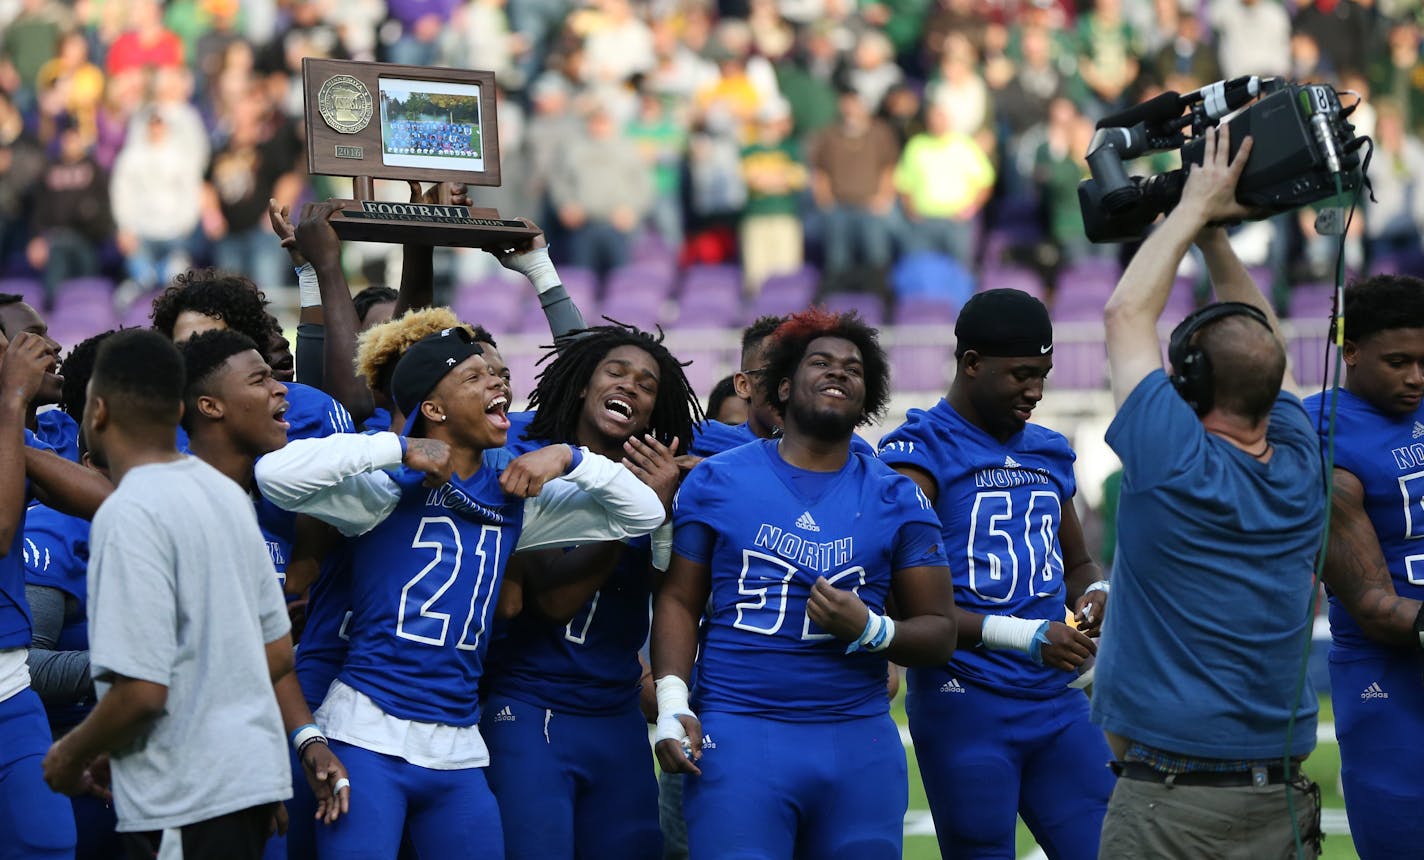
302,58,539,247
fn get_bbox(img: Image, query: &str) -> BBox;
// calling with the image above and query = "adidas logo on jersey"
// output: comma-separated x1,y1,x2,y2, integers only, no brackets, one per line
1004,455,1021,468
1413,422,1424,440
1361,682,1389,701
700,734,717,749
493,705,517,722
939,678,966,694
795,511,821,533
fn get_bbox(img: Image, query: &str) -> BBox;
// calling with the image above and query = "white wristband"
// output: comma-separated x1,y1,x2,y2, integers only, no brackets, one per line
291,723,325,753
297,263,320,307
981,615,1042,654
1084,580,1110,595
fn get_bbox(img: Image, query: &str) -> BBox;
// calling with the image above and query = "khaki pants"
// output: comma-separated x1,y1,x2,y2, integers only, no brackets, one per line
1099,774,1322,860
740,214,804,295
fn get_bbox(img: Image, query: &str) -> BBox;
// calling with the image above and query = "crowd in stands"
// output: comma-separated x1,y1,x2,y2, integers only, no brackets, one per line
1,0,1423,332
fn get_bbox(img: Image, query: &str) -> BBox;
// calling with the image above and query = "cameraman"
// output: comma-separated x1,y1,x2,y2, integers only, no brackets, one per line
1094,125,1326,858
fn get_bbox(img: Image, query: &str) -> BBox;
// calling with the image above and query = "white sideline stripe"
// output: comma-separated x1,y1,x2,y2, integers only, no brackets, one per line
899,723,1338,749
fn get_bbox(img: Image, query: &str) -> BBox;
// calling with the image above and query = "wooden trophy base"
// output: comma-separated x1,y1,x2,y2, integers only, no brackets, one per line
328,199,541,249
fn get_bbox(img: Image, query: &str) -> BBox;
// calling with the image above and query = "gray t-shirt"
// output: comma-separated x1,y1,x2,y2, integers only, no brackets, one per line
88,457,292,832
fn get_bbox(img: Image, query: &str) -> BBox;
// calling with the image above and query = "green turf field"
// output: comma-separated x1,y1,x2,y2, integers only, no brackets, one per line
893,693,1355,859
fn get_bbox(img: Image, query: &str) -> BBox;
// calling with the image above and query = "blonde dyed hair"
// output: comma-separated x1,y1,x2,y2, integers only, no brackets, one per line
354,306,475,392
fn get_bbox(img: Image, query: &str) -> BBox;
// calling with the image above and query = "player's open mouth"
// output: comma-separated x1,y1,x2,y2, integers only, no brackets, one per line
273,402,290,430
486,395,510,430
604,398,634,424
819,385,849,400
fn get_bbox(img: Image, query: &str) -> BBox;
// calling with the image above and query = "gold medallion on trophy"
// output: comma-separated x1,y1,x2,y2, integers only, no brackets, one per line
317,75,373,134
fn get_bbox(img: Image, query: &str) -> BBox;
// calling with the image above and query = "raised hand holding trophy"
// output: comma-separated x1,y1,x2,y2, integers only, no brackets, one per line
302,58,539,248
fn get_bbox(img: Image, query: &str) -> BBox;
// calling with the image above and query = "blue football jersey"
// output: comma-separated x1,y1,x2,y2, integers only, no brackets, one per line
485,538,653,715
1304,389,1424,654
689,420,759,458
21,503,89,644
23,503,93,726
878,399,1079,696
340,449,525,726
491,408,653,713
295,542,355,710
1,432,53,649
676,440,944,720
363,407,392,434
35,409,80,462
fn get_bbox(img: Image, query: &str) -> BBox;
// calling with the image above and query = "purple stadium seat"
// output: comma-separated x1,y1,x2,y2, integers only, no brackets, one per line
0,277,45,309
50,304,119,347
1288,282,1336,319
672,291,742,329
120,290,163,328
891,297,958,326
600,296,665,331
674,347,730,400
606,261,676,299
1059,257,1120,291
890,344,950,393
453,279,526,333
821,292,885,325
555,266,599,309
749,288,812,321
680,265,742,302
1289,334,1331,389
978,265,1046,299
515,303,558,335
55,276,114,301
758,266,818,306
504,350,544,400
1048,340,1108,390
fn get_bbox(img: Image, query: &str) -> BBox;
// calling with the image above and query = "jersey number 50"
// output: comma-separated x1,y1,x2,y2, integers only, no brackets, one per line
396,516,502,650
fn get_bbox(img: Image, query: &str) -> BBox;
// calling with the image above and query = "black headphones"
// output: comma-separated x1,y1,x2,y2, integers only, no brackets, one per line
1167,302,1272,415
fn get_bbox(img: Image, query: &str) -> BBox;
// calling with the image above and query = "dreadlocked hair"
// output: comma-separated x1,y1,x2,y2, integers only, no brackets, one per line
150,269,280,347
523,320,705,450
759,307,891,426
355,307,494,396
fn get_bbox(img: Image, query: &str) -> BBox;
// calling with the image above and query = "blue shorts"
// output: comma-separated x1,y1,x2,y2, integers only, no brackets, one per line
482,692,661,860
0,687,76,860
1329,649,1424,860
906,671,1113,860
314,741,502,860
683,711,907,860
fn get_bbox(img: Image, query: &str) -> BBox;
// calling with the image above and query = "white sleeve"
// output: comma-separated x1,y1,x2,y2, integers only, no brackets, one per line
254,432,405,536
515,449,666,551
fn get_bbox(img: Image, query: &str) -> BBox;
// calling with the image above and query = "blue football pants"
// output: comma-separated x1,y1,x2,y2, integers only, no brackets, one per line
1330,650,1424,860
682,711,908,860
314,740,503,860
906,672,1114,860
482,692,661,860
0,688,75,860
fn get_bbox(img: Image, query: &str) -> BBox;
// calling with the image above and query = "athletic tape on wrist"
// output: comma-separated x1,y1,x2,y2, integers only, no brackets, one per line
981,615,1046,654
297,264,320,307
654,676,695,745
508,247,559,294
1084,580,1110,595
